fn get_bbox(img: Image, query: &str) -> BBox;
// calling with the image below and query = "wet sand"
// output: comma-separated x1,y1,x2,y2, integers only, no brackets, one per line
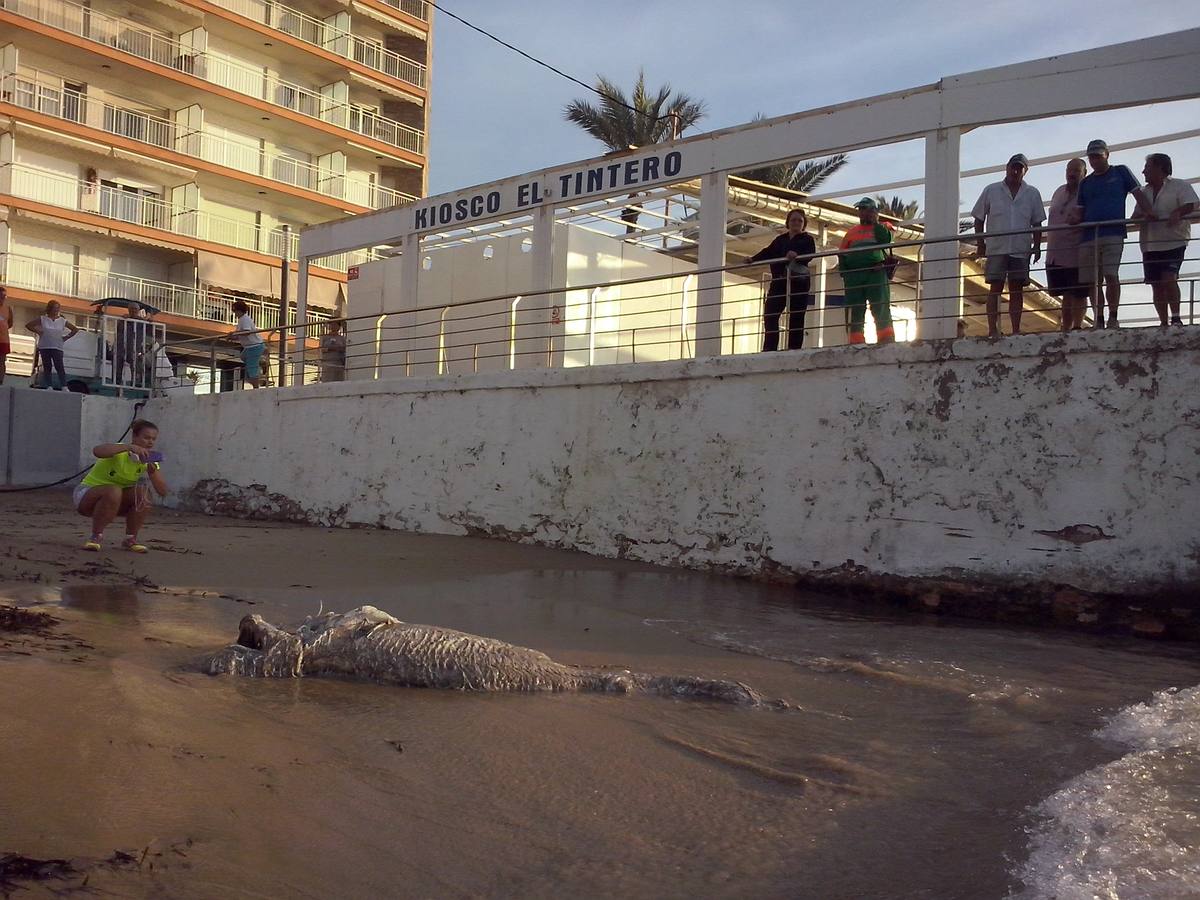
2,491,1198,897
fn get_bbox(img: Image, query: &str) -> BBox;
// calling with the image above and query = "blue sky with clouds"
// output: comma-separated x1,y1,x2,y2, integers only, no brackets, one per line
425,0,1200,213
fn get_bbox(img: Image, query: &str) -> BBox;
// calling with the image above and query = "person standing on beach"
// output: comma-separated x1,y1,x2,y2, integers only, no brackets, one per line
972,154,1044,337
0,286,13,384
1137,153,1197,328
74,419,168,553
230,300,265,389
838,197,895,345
1074,139,1156,329
1046,158,1089,332
26,300,79,390
745,209,817,351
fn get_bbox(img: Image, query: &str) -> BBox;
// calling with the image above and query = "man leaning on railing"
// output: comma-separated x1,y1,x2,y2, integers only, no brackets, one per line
1070,139,1156,329
972,153,1044,337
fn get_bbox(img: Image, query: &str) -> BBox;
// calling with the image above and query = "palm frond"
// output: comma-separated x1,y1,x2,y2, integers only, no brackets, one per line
873,195,921,220
736,117,849,194
563,70,708,152
788,154,849,193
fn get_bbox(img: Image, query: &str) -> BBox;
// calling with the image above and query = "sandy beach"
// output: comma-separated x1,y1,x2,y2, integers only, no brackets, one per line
3,490,1198,898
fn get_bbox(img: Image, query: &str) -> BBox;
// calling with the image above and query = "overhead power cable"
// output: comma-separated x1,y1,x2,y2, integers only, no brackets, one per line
427,1,679,127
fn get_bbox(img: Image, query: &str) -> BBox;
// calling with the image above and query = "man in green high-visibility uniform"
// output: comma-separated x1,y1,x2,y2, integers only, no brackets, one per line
838,197,895,345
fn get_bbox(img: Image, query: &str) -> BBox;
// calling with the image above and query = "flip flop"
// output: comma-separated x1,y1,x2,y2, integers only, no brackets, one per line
122,538,148,554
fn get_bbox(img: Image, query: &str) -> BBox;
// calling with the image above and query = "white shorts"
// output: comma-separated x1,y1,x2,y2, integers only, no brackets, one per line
72,482,93,510
73,482,126,510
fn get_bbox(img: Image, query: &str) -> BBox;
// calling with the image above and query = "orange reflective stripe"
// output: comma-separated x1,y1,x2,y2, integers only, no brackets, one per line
840,224,879,250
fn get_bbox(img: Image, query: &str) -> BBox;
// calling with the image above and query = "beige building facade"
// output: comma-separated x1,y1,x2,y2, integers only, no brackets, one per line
0,0,430,381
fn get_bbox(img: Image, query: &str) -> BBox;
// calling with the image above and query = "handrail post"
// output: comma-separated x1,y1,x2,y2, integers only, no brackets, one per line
919,126,961,339
695,171,728,357
277,224,290,387
292,253,310,386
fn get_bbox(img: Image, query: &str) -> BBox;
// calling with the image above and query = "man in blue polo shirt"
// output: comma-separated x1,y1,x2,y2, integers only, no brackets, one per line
1074,139,1156,329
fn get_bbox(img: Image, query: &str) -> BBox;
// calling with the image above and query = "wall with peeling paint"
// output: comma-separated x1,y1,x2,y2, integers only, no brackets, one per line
143,329,1200,594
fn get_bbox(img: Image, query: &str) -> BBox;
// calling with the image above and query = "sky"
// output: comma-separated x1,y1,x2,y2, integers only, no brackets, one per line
425,0,1200,214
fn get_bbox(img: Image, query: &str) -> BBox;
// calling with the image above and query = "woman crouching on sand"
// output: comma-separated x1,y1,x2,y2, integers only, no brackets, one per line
74,419,168,553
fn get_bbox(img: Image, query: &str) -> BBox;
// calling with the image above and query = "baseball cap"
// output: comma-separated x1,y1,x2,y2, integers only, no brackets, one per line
853,197,878,210
1086,139,1108,155
1007,153,1029,169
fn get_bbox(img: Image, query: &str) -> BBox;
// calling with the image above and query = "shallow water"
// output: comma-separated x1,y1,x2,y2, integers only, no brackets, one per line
1,569,1197,898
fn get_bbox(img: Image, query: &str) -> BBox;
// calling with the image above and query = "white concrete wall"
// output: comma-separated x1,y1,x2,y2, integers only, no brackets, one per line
79,394,143,470
143,329,1200,594
0,388,137,485
345,226,763,376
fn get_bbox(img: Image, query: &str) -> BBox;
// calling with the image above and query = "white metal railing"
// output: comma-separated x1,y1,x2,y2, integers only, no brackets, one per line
99,314,167,392
288,224,1195,383
0,0,424,154
377,0,429,21
0,252,333,329
1,70,416,210
210,0,426,89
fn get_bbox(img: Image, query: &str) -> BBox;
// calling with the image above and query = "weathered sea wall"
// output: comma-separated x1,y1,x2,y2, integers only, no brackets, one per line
143,329,1200,636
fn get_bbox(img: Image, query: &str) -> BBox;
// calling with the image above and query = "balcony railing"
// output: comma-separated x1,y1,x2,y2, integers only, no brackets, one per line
0,252,334,329
210,0,426,89
377,0,429,22
3,161,301,258
2,163,383,271
0,0,425,154
1,70,417,211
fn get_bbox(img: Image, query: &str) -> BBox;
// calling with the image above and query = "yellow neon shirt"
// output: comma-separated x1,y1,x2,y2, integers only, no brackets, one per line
81,451,149,488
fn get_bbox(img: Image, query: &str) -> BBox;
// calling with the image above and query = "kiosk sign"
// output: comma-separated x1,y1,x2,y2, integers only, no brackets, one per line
411,150,685,232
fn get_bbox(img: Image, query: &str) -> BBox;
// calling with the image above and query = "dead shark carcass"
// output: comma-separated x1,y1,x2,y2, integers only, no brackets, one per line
202,606,777,706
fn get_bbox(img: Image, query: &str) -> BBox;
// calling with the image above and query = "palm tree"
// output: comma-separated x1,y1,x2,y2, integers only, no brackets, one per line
874,195,921,220
564,71,705,231
738,115,849,194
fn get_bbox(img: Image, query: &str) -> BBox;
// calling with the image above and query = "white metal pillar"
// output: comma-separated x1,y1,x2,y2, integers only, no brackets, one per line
919,127,961,340
290,257,308,385
399,233,419,311
695,171,728,357
392,233,420,379
527,204,560,368
815,220,828,348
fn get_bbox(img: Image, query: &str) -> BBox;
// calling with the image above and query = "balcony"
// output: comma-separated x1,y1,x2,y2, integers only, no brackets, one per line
377,0,429,22
2,163,381,270
1,70,417,211
3,161,302,258
0,251,332,329
0,0,425,155
209,0,426,90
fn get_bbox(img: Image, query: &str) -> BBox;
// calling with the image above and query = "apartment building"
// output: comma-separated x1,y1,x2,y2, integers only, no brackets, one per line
0,0,430,380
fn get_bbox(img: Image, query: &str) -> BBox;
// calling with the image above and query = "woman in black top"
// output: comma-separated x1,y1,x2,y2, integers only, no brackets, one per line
746,208,817,351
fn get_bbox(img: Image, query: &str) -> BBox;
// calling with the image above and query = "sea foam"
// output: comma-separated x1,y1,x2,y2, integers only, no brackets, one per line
1012,685,1200,899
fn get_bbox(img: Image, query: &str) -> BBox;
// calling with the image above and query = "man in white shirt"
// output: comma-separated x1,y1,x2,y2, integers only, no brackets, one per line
1138,153,1198,327
973,154,1045,337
